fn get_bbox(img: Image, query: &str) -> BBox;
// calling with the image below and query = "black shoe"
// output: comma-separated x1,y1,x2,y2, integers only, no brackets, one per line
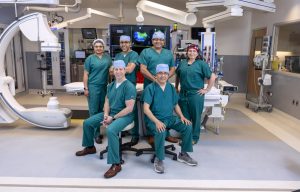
165,136,179,143
95,135,103,144
130,137,139,146
121,131,131,137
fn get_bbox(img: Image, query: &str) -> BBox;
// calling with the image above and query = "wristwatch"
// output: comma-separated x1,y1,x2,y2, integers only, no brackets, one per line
112,116,116,121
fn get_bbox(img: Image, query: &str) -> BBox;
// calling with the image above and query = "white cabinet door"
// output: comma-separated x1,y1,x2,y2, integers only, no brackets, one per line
45,29,70,89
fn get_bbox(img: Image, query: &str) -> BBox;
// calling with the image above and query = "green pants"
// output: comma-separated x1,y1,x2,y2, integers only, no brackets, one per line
82,112,134,164
87,84,106,137
179,94,204,143
146,116,193,160
144,112,171,138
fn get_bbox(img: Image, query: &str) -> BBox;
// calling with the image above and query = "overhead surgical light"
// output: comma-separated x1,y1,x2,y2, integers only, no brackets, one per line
136,0,197,26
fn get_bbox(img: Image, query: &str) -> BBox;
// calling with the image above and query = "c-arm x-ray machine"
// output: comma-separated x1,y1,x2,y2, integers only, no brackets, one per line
0,13,72,129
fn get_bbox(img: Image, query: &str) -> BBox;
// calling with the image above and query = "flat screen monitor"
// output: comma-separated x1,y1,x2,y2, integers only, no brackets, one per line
75,50,86,59
191,27,215,41
109,25,170,57
81,28,97,39
110,25,131,45
132,25,169,48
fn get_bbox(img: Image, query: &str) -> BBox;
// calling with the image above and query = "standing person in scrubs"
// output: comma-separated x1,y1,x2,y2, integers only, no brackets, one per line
114,35,139,145
83,39,112,144
138,31,178,143
76,60,136,179
175,44,216,144
143,64,197,174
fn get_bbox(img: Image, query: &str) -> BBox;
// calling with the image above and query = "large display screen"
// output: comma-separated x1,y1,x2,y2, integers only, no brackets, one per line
131,25,169,47
110,25,170,57
110,25,131,45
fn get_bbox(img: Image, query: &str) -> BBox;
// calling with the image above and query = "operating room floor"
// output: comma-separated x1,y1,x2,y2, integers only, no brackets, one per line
1,108,300,180
1,93,300,191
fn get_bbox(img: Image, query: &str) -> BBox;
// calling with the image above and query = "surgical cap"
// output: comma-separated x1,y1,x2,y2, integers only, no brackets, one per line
186,44,200,53
120,35,131,42
156,64,169,74
113,60,126,68
92,38,105,46
152,31,165,40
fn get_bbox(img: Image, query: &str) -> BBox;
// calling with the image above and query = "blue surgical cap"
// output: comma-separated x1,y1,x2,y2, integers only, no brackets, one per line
152,31,165,40
120,35,131,42
113,60,126,68
156,64,169,74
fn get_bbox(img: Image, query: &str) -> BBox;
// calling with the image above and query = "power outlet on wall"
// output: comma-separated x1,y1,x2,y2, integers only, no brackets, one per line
292,100,299,106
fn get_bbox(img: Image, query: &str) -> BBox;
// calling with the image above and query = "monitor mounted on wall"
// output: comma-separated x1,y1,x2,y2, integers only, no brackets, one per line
131,25,170,48
109,24,170,57
75,50,86,59
81,28,97,39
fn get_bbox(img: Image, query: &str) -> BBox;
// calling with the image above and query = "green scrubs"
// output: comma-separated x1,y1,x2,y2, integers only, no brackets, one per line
138,47,175,88
143,82,193,160
138,47,175,137
115,51,140,139
84,54,112,137
82,80,136,164
114,51,139,84
176,59,212,143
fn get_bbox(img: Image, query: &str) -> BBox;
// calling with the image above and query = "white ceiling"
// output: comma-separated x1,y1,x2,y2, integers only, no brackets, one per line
59,0,223,11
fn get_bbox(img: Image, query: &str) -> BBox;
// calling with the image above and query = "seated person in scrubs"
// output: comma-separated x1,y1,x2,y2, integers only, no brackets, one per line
114,35,139,145
83,38,112,144
76,60,136,178
138,31,178,144
175,44,216,144
143,64,197,174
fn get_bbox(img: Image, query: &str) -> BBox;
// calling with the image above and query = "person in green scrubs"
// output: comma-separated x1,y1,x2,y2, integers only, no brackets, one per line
83,39,112,144
114,35,139,145
138,31,178,143
76,60,136,179
143,64,197,174
175,44,216,144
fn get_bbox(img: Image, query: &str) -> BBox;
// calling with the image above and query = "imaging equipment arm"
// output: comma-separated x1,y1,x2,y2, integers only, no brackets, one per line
0,12,71,129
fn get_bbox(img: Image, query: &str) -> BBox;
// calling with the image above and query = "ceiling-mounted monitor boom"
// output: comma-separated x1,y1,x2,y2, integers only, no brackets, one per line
202,5,243,25
136,0,197,26
186,0,276,27
51,8,120,30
